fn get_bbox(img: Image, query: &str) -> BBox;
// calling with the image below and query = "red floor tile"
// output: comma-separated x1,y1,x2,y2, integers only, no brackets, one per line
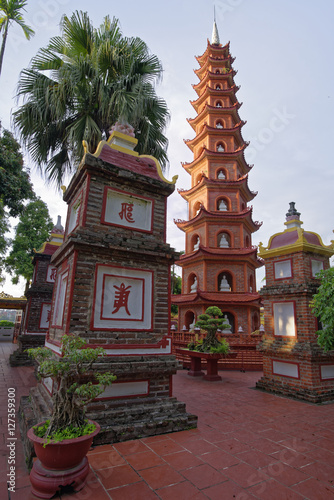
107,480,158,499
292,477,334,499
113,439,150,456
203,479,258,500
125,450,165,470
222,462,269,488
162,450,204,470
237,448,279,469
215,437,254,455
199,449,240,470
96,464,141,489
300,460,334,486
248,477,304,500
139,464,184,489
181,463,227,489
182,438,219,455
157,480,208,500
146,438,185,456
260,462,309,486
88,449,126,469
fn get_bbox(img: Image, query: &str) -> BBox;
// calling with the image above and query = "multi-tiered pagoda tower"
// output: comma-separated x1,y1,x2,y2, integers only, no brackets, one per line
173,22,263,334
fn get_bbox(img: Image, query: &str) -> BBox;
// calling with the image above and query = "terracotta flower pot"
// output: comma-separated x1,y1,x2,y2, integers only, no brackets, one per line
27,420,100,498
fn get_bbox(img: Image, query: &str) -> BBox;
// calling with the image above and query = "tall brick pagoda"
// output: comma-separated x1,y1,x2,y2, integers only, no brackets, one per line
256,203,334,402
173,22,263,334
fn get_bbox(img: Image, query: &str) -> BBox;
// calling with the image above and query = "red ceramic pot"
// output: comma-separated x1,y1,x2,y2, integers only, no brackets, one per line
27,420,100,470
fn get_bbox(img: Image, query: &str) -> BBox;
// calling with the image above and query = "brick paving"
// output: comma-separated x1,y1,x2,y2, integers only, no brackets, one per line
1,342,334,499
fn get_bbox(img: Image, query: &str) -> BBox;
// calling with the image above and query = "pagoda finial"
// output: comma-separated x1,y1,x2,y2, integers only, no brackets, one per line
211,7,220,45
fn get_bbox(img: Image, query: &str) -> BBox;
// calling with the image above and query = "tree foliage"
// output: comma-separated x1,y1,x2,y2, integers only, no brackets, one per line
28,335,116,439
0,126,33,216
5,198,53,286
311,267,334,352
0,126,34,282
191,306,230,352
0,0,34,76
14,10,170,187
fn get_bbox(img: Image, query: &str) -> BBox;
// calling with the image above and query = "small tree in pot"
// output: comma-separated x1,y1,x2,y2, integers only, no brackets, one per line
188,306,230,353
28,334,116,439
27,334,116,498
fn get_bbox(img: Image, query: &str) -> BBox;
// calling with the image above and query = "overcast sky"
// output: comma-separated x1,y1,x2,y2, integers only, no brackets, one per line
1,0,333,297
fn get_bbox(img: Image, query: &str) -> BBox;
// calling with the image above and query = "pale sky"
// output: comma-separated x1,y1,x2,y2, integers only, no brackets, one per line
1,0,333,297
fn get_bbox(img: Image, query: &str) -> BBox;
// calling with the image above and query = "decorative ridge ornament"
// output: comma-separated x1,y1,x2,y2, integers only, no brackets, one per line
81,122,177,186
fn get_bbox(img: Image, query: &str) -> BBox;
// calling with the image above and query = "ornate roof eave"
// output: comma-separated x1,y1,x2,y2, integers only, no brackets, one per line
187,102,242,130
171,290,261,306
190,85,240,112
174,206,262,233
181,147,253,174
194,54,235,77
178,173,257,202
184,122,246,151
176,246,263,268
195,40,230,65
193,68,237,93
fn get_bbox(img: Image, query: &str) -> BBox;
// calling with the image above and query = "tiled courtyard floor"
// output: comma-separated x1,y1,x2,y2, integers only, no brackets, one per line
1,341,334,499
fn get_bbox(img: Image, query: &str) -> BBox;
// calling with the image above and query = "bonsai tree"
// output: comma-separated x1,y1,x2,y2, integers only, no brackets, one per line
28,335,116,440
189,306,230,353
311,267,334,352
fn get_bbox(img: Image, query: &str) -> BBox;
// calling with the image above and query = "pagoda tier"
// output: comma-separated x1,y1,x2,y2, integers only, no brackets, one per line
178,174,257,204
175,206,262,234
193,69,237,97
182,147,252,178
172,23,263,334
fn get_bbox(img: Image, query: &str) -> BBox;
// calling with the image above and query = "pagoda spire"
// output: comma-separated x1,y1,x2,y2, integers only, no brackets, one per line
211,7,220,45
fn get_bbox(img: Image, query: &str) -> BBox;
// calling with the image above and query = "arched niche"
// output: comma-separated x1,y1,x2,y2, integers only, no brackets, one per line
221,312,235,334
215,100,223,108
218,271,233,292
188,273,198,294
185,310,196,330
193,201,202,217
215,120,224,129
215,84,221,90
216,142,225,152
191,233,200,251
252,312,260,332
249,274,254,292
216,197,229,211
245,234,250,247
216,168,227,180
195,172,202,184
217,231,231,248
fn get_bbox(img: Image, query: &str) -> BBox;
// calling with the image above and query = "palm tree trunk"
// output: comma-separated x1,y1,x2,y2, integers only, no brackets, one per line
0,20,9,77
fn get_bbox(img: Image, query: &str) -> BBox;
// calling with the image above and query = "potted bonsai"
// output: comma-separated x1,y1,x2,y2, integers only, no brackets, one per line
177,307,235,381
27,334,116,498
188,306,230,354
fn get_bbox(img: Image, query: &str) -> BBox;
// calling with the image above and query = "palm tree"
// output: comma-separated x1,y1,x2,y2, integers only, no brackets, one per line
13,11,170,187
0,0,34,76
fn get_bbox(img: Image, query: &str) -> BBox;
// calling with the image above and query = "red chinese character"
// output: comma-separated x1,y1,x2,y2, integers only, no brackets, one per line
119,203,134,223
112,283,131,315
46,309,51,323
49,268,57,281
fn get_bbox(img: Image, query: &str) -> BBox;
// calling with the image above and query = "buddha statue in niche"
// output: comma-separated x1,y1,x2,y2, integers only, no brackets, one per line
219,234,229,248
190,276,198,293
220,275,231,292
193,237,200,251
222,315,232,333
218,199,228,211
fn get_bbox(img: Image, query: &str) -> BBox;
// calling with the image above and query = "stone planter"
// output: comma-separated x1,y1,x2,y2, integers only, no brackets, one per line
177,349,237,381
